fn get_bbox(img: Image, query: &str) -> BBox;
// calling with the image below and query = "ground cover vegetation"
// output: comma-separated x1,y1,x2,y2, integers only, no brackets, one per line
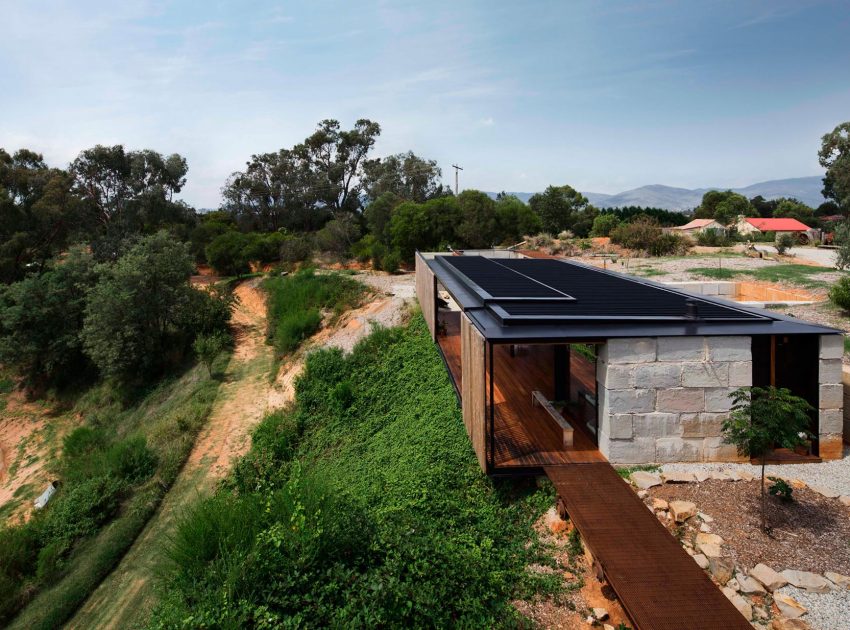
264,268,366,356
146,317,558,628
0,351,229,629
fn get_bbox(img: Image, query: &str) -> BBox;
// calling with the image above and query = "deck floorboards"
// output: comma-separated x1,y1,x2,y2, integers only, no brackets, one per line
546,463,751,630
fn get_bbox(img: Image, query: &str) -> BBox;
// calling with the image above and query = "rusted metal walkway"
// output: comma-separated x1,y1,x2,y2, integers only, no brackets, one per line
545,463,751,630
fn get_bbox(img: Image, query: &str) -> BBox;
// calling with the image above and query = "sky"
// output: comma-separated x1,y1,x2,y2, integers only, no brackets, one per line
1,0,849,208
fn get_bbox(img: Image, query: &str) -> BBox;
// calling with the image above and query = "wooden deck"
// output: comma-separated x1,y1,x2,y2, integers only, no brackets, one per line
437,311,603,469
491,344,603,467
547,464,751,629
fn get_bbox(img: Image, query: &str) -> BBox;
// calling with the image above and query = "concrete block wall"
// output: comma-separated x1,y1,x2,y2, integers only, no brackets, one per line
597,336,752,464
663,281,737,297
819,335,845,460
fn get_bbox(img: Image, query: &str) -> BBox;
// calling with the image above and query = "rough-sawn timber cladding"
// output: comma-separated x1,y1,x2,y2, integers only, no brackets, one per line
415,253,436,340
461,313,487,471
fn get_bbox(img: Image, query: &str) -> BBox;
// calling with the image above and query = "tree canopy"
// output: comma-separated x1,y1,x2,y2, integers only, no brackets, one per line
819,121,850,211
528,185,597,236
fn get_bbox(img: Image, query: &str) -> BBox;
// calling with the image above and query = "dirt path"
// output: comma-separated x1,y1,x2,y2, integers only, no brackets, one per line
67,278,280,630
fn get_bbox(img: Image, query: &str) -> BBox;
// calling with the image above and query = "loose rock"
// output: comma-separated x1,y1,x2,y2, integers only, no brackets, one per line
824,571,850,589
773,592,807,619
771,618,812,630
650,497,669,511
544,507,568,535
711,471,732,481
697,511,714,523
592,607,609,621
808,484,840,499
699,542,722,558
728,593,753,620
699,522,711,533
669,500,697,522
662,471,696,483
694,470,711,482
839,495,850,507
710,557,735,585
750,563,788,591
693,553,709,569
781,569,834,593
631,471,662,489
738,574,767,595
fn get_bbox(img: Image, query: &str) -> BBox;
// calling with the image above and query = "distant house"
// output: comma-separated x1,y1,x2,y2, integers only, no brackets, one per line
673,218,726,235
736,217,813,243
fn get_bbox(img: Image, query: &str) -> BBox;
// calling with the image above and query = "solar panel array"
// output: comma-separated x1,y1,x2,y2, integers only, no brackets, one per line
441,255,766,324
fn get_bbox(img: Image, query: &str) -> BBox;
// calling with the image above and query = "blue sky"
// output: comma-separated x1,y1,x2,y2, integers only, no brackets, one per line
2,0,849,208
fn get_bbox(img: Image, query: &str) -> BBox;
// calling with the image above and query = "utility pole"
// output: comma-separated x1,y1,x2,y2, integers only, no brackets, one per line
451,164,463,196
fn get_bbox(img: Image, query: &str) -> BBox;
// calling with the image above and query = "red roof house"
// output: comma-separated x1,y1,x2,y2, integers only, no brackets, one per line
739,217,811,232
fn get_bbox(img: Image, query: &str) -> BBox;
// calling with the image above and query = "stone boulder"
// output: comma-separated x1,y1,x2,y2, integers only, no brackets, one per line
669,500,697,522
773,593,807,619
808,484,839,499
750,563,788,591
651,498,668,511
696,532,723,557
781,569,834,593
693,553,709,569
772,619,812,630
630,471,662,489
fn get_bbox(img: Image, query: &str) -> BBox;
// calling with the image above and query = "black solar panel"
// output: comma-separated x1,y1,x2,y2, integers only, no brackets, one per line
440,255,765,324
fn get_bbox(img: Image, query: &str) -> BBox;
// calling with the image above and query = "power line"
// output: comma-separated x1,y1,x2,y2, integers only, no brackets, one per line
451,164,463,196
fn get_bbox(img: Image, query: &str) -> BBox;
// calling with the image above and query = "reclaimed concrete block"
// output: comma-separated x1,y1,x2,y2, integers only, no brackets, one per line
717,282,736,296
604,437,656,464
820,383,843,410
633,363,681,388
606,338,656,363
703,436,746,462
705,387,737,412
820,409,843,435
657,336,705,361
681,362,729,388
598,364,633,389
607,388,655,414
820,334,844,360
819,358,843,384
706,336,751,362
681,412,726,438
632,412,680,438
610,414,634,439
656,437,703,463
656,388,704,413
701,282,719,296
728,361,752,387
820,434,844,460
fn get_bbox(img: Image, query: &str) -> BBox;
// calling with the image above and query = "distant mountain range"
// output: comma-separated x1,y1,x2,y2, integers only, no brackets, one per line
487,176,826,212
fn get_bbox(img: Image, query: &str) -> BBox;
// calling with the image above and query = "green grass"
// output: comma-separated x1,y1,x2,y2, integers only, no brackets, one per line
615,464,661,479
631,267,668,277
264,267,366,356
147,317,557,628
843,336,850,355
688,263,836,287
4,351,230,630
687,267,740,280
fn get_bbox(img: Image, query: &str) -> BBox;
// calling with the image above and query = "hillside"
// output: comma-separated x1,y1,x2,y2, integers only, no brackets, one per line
487,175,826,211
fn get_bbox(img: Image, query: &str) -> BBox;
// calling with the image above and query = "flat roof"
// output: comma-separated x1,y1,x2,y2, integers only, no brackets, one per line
426,254,840,341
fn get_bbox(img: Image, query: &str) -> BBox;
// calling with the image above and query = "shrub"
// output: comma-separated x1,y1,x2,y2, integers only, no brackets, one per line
279,235,314,264
590,213,620,237
193,331,230,377
829,276,850,311
264,269,364,357
775,233,795,255
204,231,251,276
696,230,732,247
610,218,689,256
40,476,125,546
381,249,402,273
105,437,157,484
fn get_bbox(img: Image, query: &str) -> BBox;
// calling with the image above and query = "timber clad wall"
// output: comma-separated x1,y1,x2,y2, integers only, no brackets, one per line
415,253,436,340
461,313,487,471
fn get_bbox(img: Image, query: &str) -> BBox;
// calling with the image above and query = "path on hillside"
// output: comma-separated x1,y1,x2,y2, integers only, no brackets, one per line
67,278,281,630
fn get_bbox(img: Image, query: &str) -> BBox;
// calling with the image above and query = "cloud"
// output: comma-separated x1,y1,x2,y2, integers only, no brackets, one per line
478,117,495,127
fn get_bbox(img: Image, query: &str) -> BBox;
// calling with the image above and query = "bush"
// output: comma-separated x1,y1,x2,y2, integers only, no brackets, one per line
279,235,314,264
105,437,157,484
775,233,795,255
381,249,402,273
193,331,230,377
610,217,689,256
264,269,364,357
696,230,732,247
590,213,619,237
204,231,251,276
829,276,850,311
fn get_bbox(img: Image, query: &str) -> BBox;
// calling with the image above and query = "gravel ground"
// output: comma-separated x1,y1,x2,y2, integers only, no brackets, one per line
662,445,850,496
774,585,850,630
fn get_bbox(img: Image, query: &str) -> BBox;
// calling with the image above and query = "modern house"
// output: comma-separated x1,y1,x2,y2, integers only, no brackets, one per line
736,217,813,243
416,251,843,475
673,218,727,235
